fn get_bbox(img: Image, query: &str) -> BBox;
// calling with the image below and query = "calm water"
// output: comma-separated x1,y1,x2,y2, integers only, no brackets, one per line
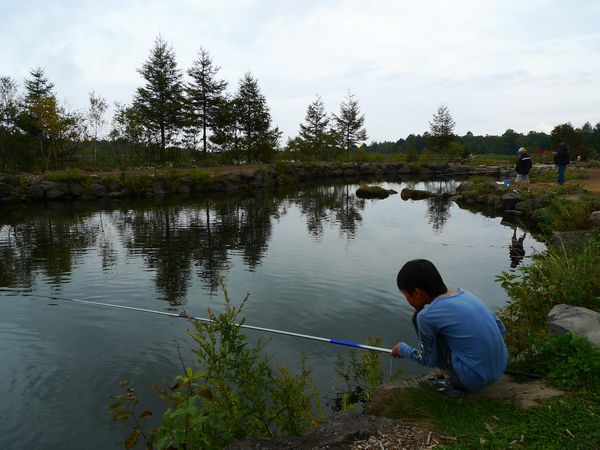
0,179,545,449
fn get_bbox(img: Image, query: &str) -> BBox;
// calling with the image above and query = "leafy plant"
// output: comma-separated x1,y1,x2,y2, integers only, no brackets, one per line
511,333,600,392
333,335,399,411
46,168,91,185
496,234,600,354
111,283,322,449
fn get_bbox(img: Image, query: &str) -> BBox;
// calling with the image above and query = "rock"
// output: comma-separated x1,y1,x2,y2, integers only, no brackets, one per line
400,188,440,200
86,183,108,198
152,181,165,195
588,211,600,227
46,183,69,200
547,304,600,347
501,192,522,210
371,370,564,411
550,230,596,252
69,183,86,198
356,185,396,199
514,199,534,213
27,184,45,200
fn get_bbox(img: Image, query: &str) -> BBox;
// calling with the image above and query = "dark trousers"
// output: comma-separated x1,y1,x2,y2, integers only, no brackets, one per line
557,164,566,185
412,312,465,389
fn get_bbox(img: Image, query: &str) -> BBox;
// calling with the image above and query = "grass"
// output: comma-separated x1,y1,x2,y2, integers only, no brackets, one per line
367,386,600,449
46,168,92,185
530,168,590,183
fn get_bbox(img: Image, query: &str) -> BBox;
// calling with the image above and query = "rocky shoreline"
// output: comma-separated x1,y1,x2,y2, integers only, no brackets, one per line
0,162,514,206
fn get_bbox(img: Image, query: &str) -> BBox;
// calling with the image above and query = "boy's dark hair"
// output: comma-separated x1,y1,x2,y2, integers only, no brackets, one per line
396,259,448,298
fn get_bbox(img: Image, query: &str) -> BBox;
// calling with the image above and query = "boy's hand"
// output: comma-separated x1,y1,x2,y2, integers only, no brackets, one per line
391,343,403,358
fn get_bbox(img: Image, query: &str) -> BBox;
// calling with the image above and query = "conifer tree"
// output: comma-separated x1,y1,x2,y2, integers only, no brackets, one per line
333,92,367,153
428,104,455,162
134,35,185,163
233,72,280,163
298,96,330,159
186,48,228,157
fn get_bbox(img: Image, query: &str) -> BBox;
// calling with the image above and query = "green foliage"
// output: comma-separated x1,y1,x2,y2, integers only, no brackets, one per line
46,168,91,185
367,386,600,449
535,189,600,235
119,172,154,194
496,235,600,354
332,91,367,153
511,333,600,392
112,284,322,449
134,35,185,162
333,336,398,411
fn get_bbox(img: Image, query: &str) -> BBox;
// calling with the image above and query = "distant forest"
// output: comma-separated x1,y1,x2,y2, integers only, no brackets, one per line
366,124,600,159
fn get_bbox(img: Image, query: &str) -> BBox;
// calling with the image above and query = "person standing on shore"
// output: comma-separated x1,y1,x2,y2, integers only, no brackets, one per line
554,140,570,185
514,147,532,192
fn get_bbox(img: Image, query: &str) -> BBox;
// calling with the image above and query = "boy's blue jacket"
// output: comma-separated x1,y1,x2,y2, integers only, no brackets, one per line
399,289,508,391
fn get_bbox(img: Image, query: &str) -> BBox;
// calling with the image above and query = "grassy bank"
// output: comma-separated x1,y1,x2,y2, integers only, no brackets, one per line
367,228,600,448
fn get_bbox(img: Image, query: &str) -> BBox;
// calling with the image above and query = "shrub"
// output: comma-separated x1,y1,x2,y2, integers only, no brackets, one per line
46,168,91,185
110,284,322,449
510,333,600,391
496,234,600,354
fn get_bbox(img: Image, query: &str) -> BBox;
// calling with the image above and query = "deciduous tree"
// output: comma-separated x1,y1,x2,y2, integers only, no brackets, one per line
87,91,108,163
0,76,20,171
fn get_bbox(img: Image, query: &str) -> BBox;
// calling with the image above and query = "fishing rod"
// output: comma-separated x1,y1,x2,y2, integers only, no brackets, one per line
1,291,393,354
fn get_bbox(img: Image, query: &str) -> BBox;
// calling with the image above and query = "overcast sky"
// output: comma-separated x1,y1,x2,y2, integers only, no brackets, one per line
2,0,599,142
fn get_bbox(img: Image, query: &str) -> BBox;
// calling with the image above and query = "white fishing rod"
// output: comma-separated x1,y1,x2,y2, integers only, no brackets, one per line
2,291,393,353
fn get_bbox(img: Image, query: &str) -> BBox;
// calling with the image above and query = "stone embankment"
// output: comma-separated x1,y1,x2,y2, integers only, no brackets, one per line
0,162,512,206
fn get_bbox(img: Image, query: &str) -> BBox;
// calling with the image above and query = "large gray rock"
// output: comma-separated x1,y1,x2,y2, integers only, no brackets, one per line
548,304,600,347
588,211,600,227
86,183,108,198
501,192,522,210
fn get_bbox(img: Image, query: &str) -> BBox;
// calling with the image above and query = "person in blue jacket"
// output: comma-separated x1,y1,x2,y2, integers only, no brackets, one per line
391,259,508,391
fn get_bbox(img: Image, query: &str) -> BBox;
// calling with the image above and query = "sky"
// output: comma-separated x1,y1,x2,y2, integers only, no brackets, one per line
1,0,600,142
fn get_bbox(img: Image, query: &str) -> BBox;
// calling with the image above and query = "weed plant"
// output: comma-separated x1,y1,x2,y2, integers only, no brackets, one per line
333,335,396,411
46,168,92,185
496,235,600,355
110,284,322,449
367,385,600,449
535,187,600,235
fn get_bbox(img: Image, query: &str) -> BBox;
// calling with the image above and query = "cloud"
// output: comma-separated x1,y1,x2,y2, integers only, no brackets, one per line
1,0,599,140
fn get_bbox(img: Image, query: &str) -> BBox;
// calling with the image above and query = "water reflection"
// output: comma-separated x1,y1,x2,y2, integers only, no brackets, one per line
509,229,527,270
0,184,368,305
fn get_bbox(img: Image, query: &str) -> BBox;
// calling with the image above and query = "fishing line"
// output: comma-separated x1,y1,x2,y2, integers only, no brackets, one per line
0,290,393,353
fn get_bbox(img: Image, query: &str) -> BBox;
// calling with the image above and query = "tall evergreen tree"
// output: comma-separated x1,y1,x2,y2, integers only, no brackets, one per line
24,67,55,105
134,35,185,163
233,72,280,163
428,104,455,162
298,96,330,159
333,92,367,152
186,48,228,157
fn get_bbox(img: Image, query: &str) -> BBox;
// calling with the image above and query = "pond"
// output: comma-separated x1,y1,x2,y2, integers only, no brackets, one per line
0,179,545,449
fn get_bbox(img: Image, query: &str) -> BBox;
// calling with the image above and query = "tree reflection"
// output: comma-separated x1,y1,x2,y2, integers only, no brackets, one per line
1,181,458,305
295,184,364,239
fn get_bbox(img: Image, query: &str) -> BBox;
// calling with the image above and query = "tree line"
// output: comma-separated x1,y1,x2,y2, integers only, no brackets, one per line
0,35,368,172
367,108,600,162
1,34,599,172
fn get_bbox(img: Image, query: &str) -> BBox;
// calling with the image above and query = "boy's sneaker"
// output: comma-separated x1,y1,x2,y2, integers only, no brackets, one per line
425,375,465,397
